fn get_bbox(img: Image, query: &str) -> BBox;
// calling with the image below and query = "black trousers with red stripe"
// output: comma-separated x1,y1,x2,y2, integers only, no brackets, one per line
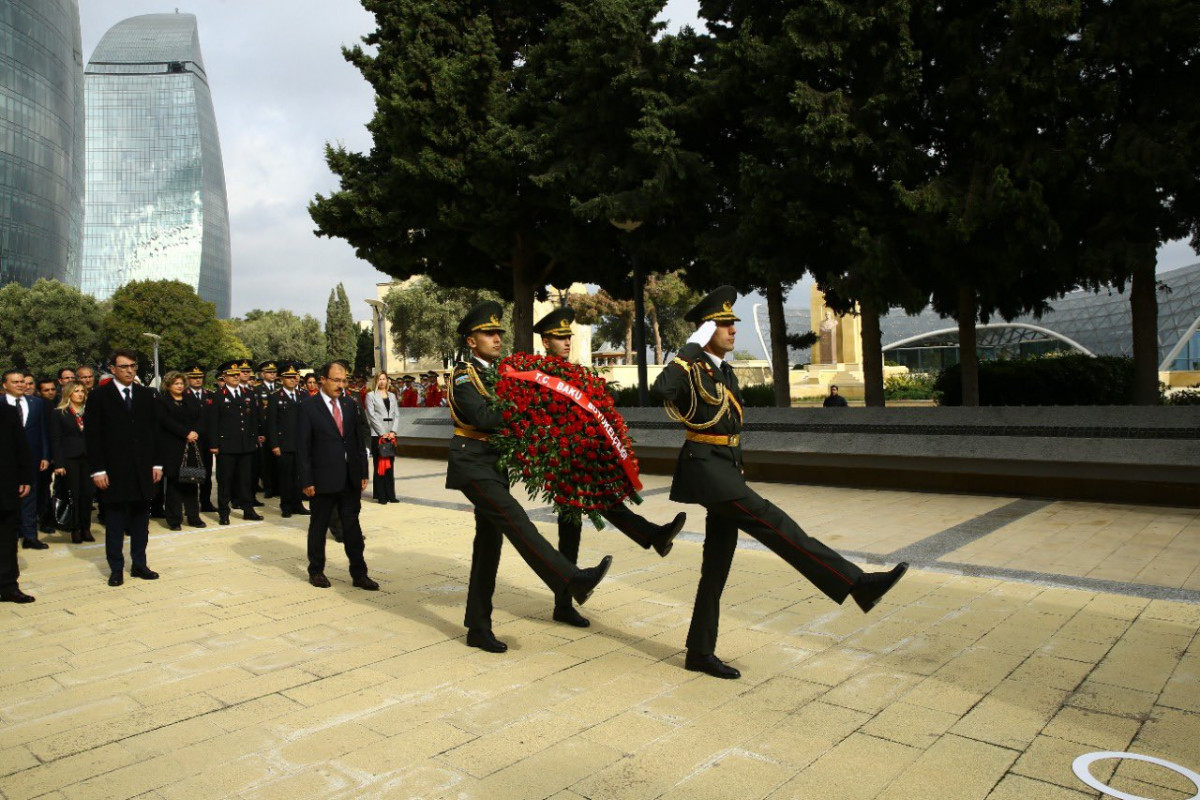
460,479,581,631
687,486,863,656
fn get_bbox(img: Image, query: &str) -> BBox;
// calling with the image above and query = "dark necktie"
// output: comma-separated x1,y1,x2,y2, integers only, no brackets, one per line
331,398,344,436
123,387,132,411
16,399,24,426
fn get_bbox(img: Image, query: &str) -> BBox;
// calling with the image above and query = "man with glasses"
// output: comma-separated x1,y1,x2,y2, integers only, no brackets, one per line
85,350,163,586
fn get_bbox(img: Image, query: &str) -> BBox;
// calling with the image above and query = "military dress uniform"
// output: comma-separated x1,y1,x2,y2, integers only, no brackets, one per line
532,306,685,627
206,361,263,524
651,287,906,677
255,361,280,498
265,362,307,517
446,301,612,652
184,365,217,511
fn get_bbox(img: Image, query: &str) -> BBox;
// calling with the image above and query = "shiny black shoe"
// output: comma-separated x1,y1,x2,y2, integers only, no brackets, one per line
294,506,311,516
851,562,909,613
553,605,590,628
685,651,741,679
652,512,686,557
568,555,613,606
0,588,35,603
309,573,331,588
466,628,507,653
21,538,49,550
218,514,230,526
243,510,264,521
352,575,380,591
108,571,123,587
131,565,159,580
81,530,95,542
168,524,182,531
186,518,207,528
281,510,292,518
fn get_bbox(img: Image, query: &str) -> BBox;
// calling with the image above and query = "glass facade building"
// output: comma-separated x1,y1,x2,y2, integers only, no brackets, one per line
82,13,230,317
0,0,85,286
755,262,1200,372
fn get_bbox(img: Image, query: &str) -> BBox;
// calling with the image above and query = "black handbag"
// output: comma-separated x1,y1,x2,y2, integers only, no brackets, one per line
178,442,206,485
377,438,396,458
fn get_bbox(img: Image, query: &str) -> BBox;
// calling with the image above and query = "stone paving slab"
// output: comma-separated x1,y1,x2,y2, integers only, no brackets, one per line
2,462,1199,799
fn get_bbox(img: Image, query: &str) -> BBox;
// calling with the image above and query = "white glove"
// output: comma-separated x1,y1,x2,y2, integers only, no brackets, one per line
687,320,717,348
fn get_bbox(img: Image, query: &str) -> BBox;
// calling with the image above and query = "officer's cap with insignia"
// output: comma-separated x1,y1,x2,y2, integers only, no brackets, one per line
402,374,415,383
456,301,505,336
184,363,206,379
279,361,302,378
684,285,741,324
258,360,279,374
533,307,575,338
238,359,253,372
218,360,241,376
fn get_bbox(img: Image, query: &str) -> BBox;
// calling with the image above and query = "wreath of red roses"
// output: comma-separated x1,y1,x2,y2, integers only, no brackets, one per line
490,353,643,528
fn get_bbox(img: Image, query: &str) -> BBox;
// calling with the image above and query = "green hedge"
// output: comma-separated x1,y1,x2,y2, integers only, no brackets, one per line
935,354,1138,406
884,372,939,401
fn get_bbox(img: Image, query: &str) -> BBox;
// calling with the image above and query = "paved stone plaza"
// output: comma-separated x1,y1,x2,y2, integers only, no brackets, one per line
2,457,1198,799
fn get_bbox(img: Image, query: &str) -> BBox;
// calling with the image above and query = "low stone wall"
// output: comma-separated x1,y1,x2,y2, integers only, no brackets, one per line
395,405,1200,507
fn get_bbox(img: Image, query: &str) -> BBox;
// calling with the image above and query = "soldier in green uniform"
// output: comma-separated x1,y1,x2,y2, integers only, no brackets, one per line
533,306,686,628
651,286,908,679
447,301,613,654
206,361,264,525
255,361,280,499
265,361,309,518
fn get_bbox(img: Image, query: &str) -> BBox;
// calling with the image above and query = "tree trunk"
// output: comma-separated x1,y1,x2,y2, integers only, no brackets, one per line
766,282,791,407
861,296,885,407
511,238,536,355
623,321,633,364
1130,245,1160,405
649,307,663,365
957,284,980,406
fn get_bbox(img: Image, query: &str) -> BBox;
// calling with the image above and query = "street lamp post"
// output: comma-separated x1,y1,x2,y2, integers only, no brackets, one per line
364,299,388,375
610,219,647,406
142,333,161,388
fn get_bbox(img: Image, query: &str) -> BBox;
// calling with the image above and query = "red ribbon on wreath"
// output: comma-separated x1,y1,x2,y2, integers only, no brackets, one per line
499,366,642,492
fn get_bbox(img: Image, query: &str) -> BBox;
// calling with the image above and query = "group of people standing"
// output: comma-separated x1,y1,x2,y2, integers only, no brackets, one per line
3,289,909,681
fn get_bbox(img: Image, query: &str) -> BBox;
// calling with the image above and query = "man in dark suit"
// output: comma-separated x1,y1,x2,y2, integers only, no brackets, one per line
85,349,163,586
652,287,907,679
255,360,280,499
296,360,377,590
184,365,217,511
532,306,685,628
447,302,612,654
266,361,309,518
3,369,50,549
206,361,263,525
0,400,35,602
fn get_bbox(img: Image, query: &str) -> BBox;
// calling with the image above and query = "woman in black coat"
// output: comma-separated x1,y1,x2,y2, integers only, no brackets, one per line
157,371,206,530
50,381,94,543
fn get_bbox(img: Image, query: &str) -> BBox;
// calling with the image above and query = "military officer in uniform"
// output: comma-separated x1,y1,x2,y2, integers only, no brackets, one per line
206,361,264,525
448,301,613,653
184,365,218,511
256,361,280,498
266,361,309,518
533,306,686,628
651,287,908,679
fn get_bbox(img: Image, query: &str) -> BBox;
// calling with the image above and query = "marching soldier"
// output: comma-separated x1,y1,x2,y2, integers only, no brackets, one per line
651,286,908,679
266,361,309,518
184,364,217,511
448,301,612,653
533,306,686,628
206,361,263,525
256,360,280,499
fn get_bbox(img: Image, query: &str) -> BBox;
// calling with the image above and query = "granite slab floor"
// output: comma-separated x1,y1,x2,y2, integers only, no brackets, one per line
1,458,1197,799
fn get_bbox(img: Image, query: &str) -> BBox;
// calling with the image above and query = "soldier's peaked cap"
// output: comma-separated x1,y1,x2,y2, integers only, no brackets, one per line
533,307,575,337
218,360,241,375
457,301,504,336
183,363,206,378
279,361,302,377
684,286,740,324
258,360,279,373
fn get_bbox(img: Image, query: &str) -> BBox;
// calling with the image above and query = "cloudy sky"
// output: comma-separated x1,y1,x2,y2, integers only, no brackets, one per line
80,1,1195,358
